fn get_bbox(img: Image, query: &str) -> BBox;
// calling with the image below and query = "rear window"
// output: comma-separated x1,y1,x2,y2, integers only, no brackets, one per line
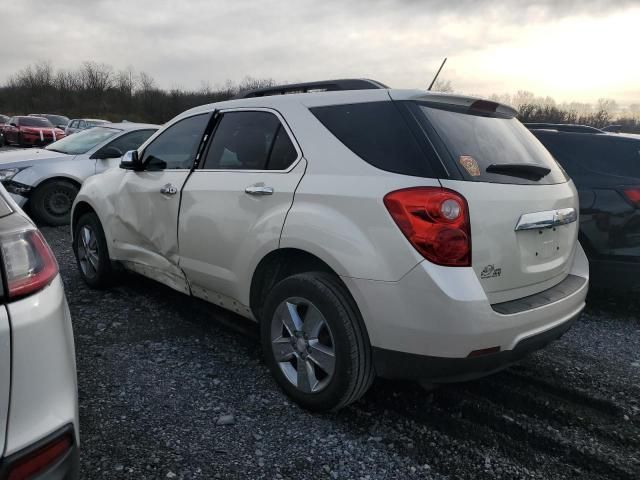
535,132,640,179
413,103,567,185
310,102,437,177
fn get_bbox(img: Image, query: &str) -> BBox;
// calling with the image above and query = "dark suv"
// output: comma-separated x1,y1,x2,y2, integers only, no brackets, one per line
528,124,640,290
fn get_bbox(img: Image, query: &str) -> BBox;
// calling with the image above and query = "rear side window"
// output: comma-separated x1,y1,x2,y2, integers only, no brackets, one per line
310,102,436,177
203,111,298,170
413,103,567,185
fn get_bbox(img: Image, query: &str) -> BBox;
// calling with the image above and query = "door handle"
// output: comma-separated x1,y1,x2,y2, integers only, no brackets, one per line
245,185,274,196
160,184,178,195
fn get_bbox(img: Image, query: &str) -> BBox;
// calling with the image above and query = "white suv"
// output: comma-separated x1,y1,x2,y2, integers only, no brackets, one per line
0,185,78,478
71,80,588,411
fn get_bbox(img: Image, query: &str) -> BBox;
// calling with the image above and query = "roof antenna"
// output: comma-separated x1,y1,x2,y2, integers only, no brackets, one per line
427,57,447,91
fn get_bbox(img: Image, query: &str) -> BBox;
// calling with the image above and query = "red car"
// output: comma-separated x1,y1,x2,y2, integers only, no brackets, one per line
2,116,66,147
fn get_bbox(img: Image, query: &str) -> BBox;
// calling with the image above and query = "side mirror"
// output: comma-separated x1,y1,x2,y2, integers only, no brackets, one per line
120,150,143,170
93,146,123,160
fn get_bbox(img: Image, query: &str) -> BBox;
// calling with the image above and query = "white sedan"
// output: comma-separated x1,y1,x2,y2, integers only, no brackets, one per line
0,184,78,478
0,122,158,225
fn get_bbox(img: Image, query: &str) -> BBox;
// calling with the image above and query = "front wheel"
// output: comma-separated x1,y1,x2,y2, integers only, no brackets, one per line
73,212,116,288
261,272,374,411
30,180,79,226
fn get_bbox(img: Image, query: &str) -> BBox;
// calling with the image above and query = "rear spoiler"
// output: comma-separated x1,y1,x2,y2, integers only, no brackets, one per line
390,91,519,118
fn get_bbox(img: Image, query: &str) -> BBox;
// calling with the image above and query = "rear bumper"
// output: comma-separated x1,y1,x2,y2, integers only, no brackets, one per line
373,311,578,381
342,243,589,371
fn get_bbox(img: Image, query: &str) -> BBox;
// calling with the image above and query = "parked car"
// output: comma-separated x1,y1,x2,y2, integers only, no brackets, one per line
2,116,66,147
0,184,78,479
0,123,158,225
71,80,588,411
528,124,640,290
65,118,109,136
0,115,8,147
29,113,70,130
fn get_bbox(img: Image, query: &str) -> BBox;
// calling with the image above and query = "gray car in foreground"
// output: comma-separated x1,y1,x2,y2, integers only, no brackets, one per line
0,123,158,225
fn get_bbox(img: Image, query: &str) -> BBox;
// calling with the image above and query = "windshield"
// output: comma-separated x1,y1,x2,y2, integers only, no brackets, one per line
45,127,121,155
415,103,567,185
20,117,53,127
45,115,69,126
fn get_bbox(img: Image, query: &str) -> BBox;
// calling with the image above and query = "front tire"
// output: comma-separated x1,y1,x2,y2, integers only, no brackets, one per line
73,212,116,288
30,180,79,226
261,272,374,411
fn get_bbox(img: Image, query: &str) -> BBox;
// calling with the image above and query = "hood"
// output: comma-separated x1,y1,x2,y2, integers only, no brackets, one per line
0,148,71,168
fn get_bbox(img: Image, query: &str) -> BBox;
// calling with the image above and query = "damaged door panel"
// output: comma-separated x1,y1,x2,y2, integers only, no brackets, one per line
106,113,212,294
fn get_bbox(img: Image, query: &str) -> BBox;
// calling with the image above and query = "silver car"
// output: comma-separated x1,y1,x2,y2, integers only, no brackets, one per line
0,123,158,225
65,118,109,136
0,184,79,478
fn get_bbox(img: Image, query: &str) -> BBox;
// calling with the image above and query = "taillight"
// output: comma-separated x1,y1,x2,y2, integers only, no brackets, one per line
384,187,471,267
7,433,72,480
623,187,640,207
0,229,58,299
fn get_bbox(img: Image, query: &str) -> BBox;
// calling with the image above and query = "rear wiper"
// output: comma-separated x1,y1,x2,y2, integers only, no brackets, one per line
486,163,551,181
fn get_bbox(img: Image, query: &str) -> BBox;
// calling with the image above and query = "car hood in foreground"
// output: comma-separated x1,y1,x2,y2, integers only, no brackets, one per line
0,149,71,168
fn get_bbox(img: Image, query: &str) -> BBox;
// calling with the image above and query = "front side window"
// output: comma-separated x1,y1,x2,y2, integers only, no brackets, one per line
141,114,210,170
203,111,297,170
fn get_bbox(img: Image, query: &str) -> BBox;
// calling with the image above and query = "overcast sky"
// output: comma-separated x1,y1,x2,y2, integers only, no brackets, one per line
3,0,639,104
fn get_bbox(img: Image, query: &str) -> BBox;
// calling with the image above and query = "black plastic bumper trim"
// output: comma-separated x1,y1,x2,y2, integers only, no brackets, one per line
373,312,579,382
491,274,587,315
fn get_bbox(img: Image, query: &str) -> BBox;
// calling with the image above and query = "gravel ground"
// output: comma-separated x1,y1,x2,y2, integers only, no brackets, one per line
40,225,639,480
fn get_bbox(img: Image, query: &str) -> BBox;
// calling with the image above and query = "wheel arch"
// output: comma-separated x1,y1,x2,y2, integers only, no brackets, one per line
31,175,82,191
249,248,370,340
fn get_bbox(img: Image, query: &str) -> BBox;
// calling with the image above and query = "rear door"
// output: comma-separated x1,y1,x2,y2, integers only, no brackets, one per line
178,109,305,309
109,114,211,293
407,101,579,303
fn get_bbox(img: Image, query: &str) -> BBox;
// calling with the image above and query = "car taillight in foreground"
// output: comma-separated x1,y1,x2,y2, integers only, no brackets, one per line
7,433,72,480
623,187,640,207
384,187,471,267
0,229,58,299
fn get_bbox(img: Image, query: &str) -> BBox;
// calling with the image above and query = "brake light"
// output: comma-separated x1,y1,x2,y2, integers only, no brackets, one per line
0,229,58,299
7,434,72,480
384,187,471,266
623,187,640,207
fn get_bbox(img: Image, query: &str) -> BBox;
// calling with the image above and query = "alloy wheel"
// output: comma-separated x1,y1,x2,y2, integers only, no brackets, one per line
77,225,99,278
270,297,336,393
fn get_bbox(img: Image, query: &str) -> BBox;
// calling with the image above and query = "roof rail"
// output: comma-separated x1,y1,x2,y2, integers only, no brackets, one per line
524,123,604,134
234,78,389,99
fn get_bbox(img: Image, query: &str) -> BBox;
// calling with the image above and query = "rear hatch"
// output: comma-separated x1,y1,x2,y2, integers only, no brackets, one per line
397,94,579,303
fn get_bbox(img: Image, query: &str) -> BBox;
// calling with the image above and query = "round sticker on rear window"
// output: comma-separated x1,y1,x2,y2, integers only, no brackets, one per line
459,155,480,177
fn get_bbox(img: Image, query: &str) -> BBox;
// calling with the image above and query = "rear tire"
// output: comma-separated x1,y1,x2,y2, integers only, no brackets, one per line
73,212,116,288
30,180,79,226
261,272,374,411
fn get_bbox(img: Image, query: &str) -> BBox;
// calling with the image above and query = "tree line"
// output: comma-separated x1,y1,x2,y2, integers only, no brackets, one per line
1,62,639,132
0,62,274,124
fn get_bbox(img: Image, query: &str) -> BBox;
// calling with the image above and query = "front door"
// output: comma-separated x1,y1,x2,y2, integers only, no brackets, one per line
178,109,306,310
109,113,212,294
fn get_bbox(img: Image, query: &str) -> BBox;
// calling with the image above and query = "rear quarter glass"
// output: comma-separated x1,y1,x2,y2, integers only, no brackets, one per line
309,101,442,178
406,101,568,185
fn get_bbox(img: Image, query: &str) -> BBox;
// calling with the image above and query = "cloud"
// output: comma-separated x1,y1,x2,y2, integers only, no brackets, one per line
1,0,639,102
